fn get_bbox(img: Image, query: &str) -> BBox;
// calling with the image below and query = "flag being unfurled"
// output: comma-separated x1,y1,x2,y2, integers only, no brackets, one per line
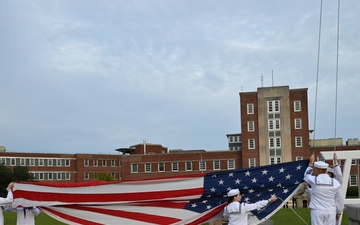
13,160,308,225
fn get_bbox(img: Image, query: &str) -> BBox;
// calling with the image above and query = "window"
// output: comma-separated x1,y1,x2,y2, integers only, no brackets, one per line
248,121,254,132
56,159,62,166
270,157,282,164
30,159,35,166
102,160,107,167
111,173,115,178
269,138,274,148
65,173,70,180
249,158,256,168
39,159,44,166
145,163,151,173
350,175,358,186
276,137,281,147
270,137,281,148
247,104,254,114
268,100,280,113
84,159,89,166
131,164,138,173
48,159,53,166
228,160,235,169
269,120,274,130
84,172,89,180
295,137,302,147
57,173,61,180
294,101,301,112
248,139,255,149
11,158,16,166
213,160,220,170
268,119,280,130
48,173,53,180
274,100,280,112
93,159,98,167
229,136,239,143
199,160,206,171
158,162,165,172
275,119,280,130
295,118,302,129
20,158,25,166
186,161,192,171
65,159,70,166
172,162,179,172
352,159,357,165
111,160,116,167
296,156,303,161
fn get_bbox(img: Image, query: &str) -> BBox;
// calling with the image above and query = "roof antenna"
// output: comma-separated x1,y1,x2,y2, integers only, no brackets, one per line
261,74,264,87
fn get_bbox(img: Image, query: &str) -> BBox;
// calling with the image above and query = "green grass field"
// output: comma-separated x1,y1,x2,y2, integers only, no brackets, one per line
201,208,349,225
3,212,66,225
4,208,349,225
272,208,348,225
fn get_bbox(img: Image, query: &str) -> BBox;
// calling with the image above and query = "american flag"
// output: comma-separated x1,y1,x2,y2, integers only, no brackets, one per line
13,160,308,225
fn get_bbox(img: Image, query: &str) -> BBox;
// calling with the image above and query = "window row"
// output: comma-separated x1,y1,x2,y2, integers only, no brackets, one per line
0,157,71,167
131,160,236,173
247,136,303,149
228,136,241,143
84,159,117,167
31,172,71,181
246,100,302,115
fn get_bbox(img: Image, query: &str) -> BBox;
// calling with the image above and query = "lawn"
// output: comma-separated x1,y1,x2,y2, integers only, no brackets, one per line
202,208,349,225
271,208,348,225
4,212,66,225
4,208,349,225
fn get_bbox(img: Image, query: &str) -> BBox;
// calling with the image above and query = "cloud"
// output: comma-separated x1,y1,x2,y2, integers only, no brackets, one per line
0,0,359,153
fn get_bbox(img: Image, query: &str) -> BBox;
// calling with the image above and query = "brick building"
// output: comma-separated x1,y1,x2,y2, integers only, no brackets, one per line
239,86,310,168
0,143,241,182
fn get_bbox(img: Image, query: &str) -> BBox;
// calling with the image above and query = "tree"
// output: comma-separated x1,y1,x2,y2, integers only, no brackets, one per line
0,164,33,196
12,166,34,182
0,164,13,196
94,172,114,181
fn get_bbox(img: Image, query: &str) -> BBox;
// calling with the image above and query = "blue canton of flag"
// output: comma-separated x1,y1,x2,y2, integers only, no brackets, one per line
184,160,309,223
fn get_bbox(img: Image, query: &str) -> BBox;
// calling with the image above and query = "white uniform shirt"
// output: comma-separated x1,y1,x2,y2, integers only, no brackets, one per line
304,165,344,214
13,207,40,225
4,205,40,225
0,190,14,225
223,200,269,225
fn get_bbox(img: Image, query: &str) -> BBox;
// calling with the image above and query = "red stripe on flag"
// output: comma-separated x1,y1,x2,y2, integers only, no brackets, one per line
14,187,204,203
43,207,104,225
67,205,182,225
19,173,206,188
133,200,188,209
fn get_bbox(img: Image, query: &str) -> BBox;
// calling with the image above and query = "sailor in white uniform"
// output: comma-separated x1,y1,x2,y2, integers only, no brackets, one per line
0,182,14,225
223,188,277,225
5,205,40,225
304,155,344,225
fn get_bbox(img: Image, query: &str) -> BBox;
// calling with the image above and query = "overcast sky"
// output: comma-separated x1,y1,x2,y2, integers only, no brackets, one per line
1,1,359,154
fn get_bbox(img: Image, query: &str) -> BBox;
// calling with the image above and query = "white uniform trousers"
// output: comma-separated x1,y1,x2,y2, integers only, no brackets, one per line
310,209,336,225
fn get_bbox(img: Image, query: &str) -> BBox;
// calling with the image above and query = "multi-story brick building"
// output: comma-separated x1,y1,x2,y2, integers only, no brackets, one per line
239,86,310,168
